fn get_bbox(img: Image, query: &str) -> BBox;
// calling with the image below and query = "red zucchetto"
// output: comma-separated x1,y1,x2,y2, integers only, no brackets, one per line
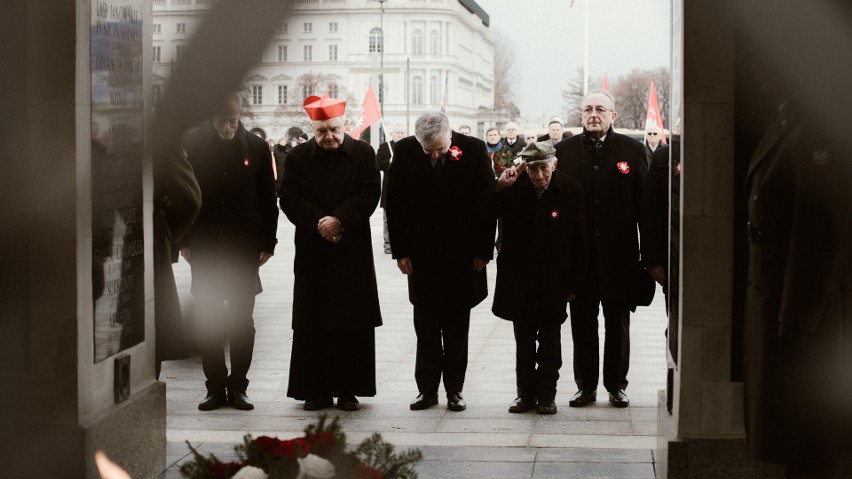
303,93,346,121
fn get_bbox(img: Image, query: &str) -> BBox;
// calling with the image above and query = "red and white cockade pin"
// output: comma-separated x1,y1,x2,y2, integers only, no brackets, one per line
550,210,560,219
448,146,463,161
617,161,630,174
675,162,681,175
243,158,250,167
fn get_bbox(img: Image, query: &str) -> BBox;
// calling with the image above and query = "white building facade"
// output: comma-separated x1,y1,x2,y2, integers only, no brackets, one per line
153,0,496,143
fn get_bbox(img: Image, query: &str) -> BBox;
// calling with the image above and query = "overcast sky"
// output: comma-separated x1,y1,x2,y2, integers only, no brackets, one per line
474,0,671,124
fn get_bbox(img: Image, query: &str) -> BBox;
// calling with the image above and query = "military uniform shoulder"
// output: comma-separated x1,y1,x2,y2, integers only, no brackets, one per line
553,169,584,194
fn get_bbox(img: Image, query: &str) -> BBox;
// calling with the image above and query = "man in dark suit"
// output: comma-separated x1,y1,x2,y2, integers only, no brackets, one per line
180,92,279,411
280,94,382,412
376,124,406,254
486,141,588,415
555,91,646,408
743,102,852,476
501,121,526,156
386,112,495,412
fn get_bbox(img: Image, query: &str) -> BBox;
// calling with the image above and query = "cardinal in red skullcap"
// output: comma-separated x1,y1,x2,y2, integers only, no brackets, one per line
279,93,383,412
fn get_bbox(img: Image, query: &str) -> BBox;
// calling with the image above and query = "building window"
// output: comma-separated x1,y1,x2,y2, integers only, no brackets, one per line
303,22,313,33
153,24,161,34
328,84,338,98
329,22,338,33
279,23,288,34
328,45,338,62
412,76,423,105
152,46,161,62
430,76,439,105
278,45,288,62
429,30,439,54
303,45,312,61
251,85,263,105
176,23,185,34
369,27,383,53
412,30,424,55
176,45,185,61
302,85,313,99
278,85,288,104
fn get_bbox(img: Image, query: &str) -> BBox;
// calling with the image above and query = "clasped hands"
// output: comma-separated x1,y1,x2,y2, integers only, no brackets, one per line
318,216,342,244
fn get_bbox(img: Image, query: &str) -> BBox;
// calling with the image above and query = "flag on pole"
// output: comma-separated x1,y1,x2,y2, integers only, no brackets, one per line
644,81,667,145
349,84,382,139
570,0,575,7
603,72,609,91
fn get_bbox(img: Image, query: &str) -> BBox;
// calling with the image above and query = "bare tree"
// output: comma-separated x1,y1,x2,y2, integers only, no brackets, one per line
561,68,602,127
610,67,671,130
493,29,518,116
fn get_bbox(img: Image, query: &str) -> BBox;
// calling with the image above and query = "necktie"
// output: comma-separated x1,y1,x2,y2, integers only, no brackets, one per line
594,139,603,151
433,157,443,179
536,187,544,198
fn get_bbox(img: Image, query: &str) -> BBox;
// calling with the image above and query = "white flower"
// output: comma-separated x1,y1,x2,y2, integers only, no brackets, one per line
232,465,268,479
295,453,336,479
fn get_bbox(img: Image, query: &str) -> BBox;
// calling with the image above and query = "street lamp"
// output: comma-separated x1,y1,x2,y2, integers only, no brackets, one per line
378,0,386,143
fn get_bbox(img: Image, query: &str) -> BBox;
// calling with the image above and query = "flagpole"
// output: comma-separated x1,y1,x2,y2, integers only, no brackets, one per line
583,0,588,95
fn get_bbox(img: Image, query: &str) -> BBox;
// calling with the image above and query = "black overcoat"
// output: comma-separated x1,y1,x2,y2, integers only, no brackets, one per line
555,128,645,304
386,131,495,311
280,134,382,331
182,122,279,299
743,109,852,464
640,145,671,270
154,146,201,362
375,139,397,209
487,170,588,323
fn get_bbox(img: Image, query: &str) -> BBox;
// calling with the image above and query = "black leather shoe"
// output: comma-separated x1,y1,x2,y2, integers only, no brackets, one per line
304,395,333,411
608,389,629,408
337,395,360,411
537,400,557,415
409,393,438,410
508,397,537,413
228,390,254,410
569,389,597,407
446,392,466,412
198,391,227,411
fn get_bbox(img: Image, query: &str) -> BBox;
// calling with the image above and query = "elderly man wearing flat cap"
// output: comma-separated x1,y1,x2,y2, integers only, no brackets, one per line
485,141,588,414
279,93,382,412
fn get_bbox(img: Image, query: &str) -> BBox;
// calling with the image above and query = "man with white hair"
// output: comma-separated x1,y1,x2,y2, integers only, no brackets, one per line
555,90,648,409
502,121,526,156
180,92,279,411
386,112,495,412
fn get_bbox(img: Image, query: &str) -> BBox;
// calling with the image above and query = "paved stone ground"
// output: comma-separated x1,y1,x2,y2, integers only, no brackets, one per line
160,211,667,478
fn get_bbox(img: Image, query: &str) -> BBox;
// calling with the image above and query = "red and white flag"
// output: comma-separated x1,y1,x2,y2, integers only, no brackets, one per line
349,84,382,139
644,81,667,145
603,72,609,91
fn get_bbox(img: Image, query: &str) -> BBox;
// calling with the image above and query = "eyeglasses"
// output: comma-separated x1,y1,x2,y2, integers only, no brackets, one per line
581,106,613,116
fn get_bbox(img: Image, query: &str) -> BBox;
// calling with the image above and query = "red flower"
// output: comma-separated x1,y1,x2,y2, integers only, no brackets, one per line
243,158,250,167
550,210,559,219
305,432,337,456
448,146,462,161
255,435,311,459
616,161,630,174
355,463,384,479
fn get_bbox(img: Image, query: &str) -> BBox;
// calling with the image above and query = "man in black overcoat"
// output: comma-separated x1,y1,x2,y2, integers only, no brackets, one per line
376,124,406,254
386,112,495,412
486,141,588,415
280,94,382,412
181,92,279,411
555,91,646,408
